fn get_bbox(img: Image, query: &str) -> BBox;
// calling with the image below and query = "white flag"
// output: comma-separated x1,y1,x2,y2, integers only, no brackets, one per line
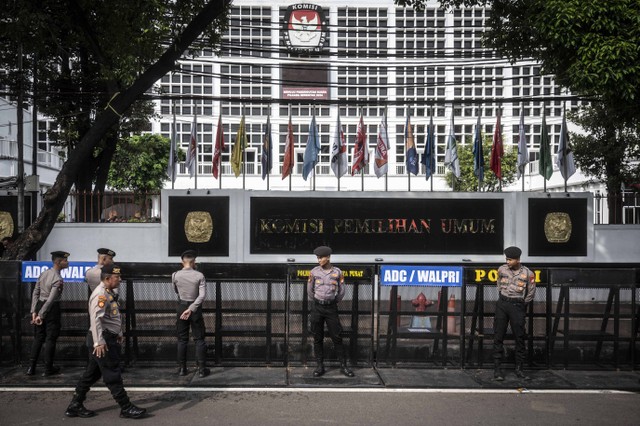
330,114,348,178
444,114,461,178
185,115,197,178
517,108,529,179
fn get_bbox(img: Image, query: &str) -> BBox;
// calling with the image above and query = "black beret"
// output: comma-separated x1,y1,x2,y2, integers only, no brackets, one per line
97,248,116,257
51,251,70,260
504,246,522,259
102,264,121,275
181,249,197,260
313,246,332,257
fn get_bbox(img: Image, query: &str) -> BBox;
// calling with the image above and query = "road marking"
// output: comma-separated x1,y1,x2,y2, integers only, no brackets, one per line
0,387,635,395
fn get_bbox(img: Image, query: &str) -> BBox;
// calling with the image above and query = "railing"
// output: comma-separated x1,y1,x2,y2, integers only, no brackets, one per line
1,262,637,370
594,191,640,225
63,191,161,223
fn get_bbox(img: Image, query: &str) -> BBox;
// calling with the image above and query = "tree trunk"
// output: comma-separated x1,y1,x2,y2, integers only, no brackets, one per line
2,0,229,260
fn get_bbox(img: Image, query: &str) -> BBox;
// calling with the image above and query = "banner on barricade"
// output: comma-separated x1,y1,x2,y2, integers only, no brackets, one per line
21,261,95,282
380,265,463,286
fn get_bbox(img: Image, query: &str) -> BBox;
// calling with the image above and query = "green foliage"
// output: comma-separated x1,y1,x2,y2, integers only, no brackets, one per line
444,137,518,191
107,134,181,193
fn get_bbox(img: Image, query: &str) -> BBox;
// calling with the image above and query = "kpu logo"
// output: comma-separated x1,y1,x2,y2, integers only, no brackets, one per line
283,4,328,53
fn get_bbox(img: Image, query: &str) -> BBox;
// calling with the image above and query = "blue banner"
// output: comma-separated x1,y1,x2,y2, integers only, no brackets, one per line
380,265,463,286
21,261,95,283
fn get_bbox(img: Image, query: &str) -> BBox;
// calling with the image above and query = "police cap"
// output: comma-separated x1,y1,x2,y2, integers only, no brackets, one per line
97,248,116,257
313,246,332,257
51,251,70,261
102,264,121,275
181,249,197,260
504,246,522,259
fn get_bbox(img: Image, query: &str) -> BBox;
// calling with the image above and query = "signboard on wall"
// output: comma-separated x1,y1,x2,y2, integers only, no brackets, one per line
380,265,464,286
168,196,230,257
528,197,588,256
250,197,504,255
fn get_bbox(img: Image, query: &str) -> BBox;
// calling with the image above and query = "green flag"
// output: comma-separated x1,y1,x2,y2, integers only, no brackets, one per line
538,110,553,180
231,115,247,177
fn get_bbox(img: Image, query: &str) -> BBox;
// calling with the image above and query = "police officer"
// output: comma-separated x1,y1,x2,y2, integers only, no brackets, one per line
26,250,69,376
493,246,536,381
172,249,209,377
84,248,116,293
307,246,354,378
65,264,147,419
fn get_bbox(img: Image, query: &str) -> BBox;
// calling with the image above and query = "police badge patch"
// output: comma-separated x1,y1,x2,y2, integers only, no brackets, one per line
283,4,328,53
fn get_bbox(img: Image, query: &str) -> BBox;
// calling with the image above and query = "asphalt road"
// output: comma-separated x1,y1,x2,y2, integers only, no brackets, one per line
1,389,639,425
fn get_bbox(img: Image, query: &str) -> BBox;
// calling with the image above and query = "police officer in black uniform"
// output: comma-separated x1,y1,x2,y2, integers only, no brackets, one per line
65,264,147,419
26,250,69,376
493,246,536,381
307,246,354,378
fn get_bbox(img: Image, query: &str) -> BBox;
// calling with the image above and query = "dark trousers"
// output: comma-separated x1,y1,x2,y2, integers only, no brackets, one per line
30,302,61,368
176,303,206,364
310,301,345,360
493,297,527,364
74,332,130,409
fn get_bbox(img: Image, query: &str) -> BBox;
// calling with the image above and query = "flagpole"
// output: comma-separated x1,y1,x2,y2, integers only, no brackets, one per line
563,102,568,192
498,106,502,191
406,107,410,192
542,103,547,193
385,106,388,192
337,108,341,191
194,104,198,190
430,107,434,192
521,102,525,193
312,105,316,192
242,105,246,190
360,106,364,192
171,100,176,190
219,110,223,190
266,112,270,191
289,106,292,192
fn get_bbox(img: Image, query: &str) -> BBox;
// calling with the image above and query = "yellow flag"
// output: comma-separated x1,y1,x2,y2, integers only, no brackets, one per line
231,115,247,177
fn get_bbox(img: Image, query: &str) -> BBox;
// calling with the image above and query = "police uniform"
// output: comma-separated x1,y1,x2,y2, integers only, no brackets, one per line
307,246,354,377
173,249,209,377
66,264,146,419
493,246,536,380
84,248,116,293
26,250,68,376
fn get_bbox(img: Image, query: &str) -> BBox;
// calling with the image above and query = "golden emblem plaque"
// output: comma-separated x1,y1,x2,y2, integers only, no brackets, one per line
184,211,213,243
544,212,572,243
0,211,14,240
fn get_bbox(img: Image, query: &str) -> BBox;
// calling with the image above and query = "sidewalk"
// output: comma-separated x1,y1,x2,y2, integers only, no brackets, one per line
2,365,639,391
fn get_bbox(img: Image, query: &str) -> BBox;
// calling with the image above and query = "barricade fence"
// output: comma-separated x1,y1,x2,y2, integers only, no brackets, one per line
0,262,638,370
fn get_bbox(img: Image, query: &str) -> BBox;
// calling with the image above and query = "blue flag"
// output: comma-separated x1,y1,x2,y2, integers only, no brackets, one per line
421,114,435,180
405,114,418,175
302,114,320,181
473,112,484,183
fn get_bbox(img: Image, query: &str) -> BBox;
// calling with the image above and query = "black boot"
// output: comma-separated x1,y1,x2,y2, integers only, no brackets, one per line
177,363,188,376
120,404,147,419
42,365,61,376
197,362,210,378
25,360,37,376
515,363,530,380
313,359,325,377
65,394,96,418
340,360,355,378
493,360,504,381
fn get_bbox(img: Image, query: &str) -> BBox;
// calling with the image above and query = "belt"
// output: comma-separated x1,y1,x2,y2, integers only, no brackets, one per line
499,293,525,303
314,298,336,305
102,330,119,338
178,300,193,306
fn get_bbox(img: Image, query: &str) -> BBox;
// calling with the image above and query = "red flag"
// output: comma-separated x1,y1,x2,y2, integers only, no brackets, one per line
282,114,295,180
212,115,225,179
351,115,369,175
490,111,503,179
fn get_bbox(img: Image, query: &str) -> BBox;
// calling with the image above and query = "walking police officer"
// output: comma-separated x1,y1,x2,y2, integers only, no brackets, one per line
26,250,69,376
173,249,209,378
307,246,354,378
65,264,147,419
493,246,536,381
84,248,116,293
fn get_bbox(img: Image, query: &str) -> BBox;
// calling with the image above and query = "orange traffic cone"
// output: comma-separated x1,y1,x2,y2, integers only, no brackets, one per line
447,294,456,334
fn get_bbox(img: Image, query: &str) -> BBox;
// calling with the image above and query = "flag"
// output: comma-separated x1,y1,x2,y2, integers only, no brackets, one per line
282,113,294,180
302,114,320,181
167,112,178,183
261,116,272,180
375,113,390,177
185,114,197,178
404,114,418,176
538,109,553,180
351,115,369,175
490,110,503,179
444,114,460,178
212,115,225,179
473,112,484,183
231,115,246,177
556,107,576,180
330,114,348,178
421,114,435,180
517,108,529,179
